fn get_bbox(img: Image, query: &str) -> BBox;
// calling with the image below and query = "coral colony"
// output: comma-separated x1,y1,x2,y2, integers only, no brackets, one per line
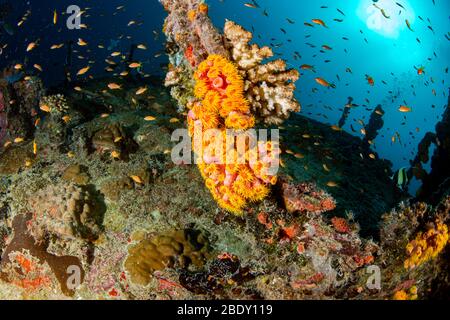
0,0,448,301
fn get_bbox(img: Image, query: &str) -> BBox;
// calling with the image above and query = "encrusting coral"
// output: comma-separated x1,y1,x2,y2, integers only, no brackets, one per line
404,219,449,269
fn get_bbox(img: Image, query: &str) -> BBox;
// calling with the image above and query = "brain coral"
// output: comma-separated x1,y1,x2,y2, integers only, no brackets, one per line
124,229,210,286
28,182,103,243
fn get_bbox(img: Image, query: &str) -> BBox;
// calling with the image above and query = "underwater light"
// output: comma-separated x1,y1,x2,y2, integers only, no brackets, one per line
357,0,415,38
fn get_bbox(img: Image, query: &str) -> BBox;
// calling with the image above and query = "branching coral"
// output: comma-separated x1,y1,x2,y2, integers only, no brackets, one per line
404,220,449,269
223,21,300,125
188,55,279,214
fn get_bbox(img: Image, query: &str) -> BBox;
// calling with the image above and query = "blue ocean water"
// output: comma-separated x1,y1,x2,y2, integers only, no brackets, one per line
0,0,449,194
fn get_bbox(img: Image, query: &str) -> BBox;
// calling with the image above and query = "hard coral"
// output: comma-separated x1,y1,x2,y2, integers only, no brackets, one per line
224,21,300,125
28,181,103,243
124,229,210,286
404,220,449,269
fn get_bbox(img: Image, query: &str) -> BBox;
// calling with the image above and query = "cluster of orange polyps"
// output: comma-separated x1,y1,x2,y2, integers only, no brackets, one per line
187,55,279,214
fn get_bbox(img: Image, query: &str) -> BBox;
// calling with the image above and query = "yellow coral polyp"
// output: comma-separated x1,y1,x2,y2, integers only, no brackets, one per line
189,55,279,215
187,9,197,22
404,220,449,269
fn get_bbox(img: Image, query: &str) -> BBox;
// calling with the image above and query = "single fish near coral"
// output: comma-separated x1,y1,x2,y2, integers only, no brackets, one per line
144,116,156,121
40,104,51,112
136,87,147,95
107,83,122,90
130,175,144,184
111,150,121,159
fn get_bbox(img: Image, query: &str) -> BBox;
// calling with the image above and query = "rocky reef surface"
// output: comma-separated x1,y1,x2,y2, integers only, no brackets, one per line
0,76,448,300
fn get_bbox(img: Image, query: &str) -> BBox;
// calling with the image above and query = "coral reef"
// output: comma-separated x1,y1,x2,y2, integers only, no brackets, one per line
124,229,210,286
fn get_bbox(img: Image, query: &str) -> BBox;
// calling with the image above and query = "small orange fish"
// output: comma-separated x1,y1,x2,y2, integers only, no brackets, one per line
312,19,327,28
77,66,90,75
399,105,411,112
130,175,144,184
366,75,374,86
300,64,314,70
315,77,330,87
77,38,88,46
417,66,425,75
136,87,147,95
26,42,37,52
33,64,43,72
129,62,141,68
40,104,51,112
107,83,122,90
